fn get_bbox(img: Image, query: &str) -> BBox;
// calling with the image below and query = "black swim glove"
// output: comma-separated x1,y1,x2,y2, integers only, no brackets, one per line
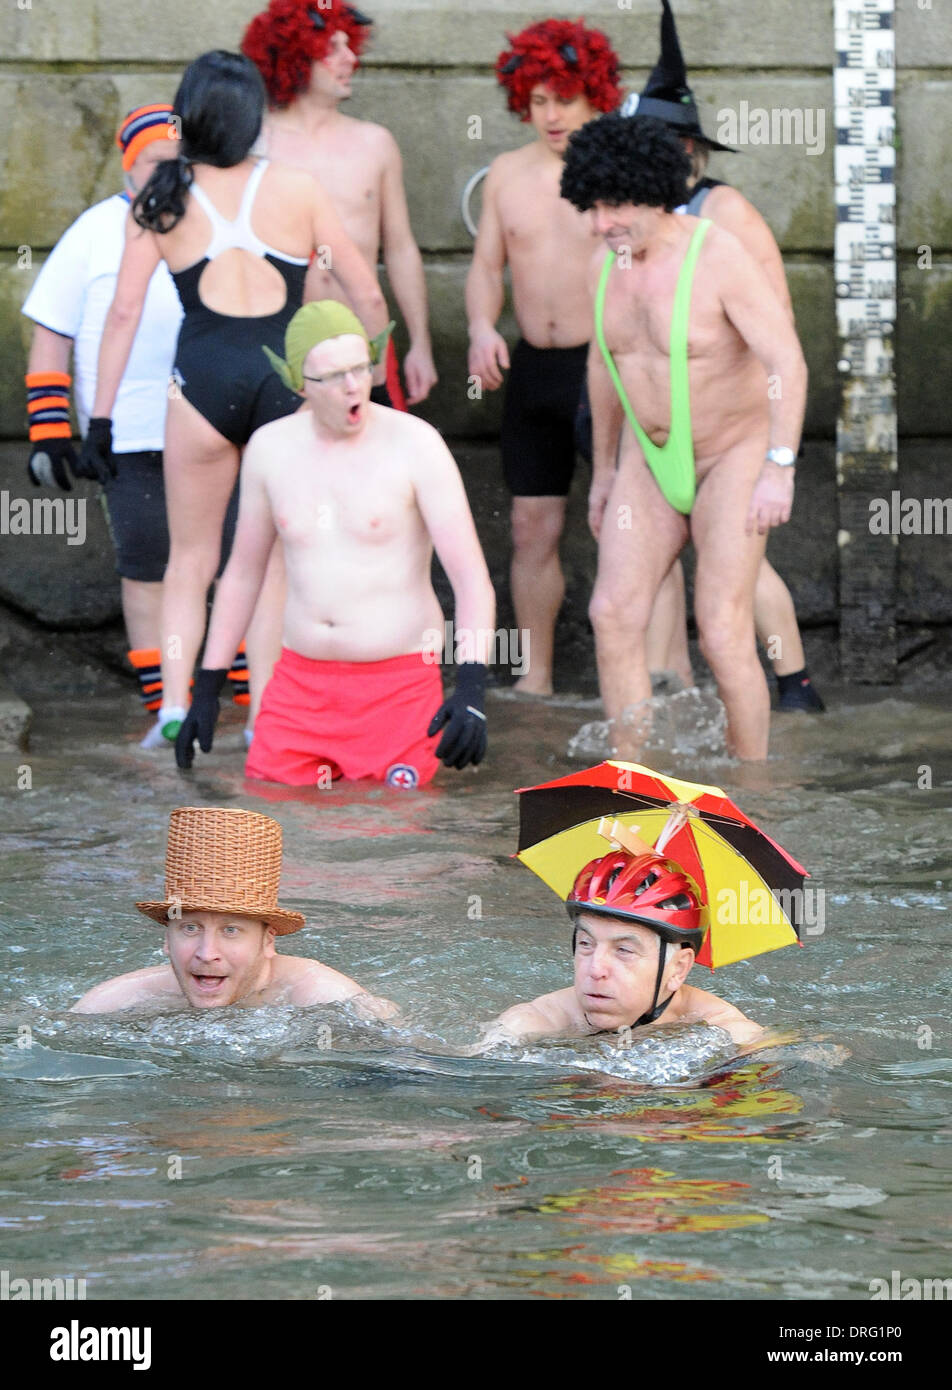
74,417,116,484
27,437,77,490
175,667,229,770
427,661,488,769
370,382,393,408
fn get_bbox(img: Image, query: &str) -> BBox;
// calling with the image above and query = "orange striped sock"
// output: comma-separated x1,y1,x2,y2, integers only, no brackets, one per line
128,648,163,713
227,640,250,706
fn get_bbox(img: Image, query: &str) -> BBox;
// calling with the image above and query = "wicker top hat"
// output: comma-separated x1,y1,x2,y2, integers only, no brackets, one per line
136,807,305,935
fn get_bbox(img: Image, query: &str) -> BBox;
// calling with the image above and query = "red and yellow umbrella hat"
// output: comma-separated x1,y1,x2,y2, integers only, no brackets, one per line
516,761,809,969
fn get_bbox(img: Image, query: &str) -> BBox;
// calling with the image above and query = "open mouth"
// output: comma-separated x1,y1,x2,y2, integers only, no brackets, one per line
348,402,361,422
191,974,227,994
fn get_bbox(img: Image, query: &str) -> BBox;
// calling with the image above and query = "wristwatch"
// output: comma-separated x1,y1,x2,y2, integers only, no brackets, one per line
766,447,796,467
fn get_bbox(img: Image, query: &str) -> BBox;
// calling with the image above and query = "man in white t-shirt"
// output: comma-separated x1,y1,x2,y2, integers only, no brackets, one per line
21,105,241,745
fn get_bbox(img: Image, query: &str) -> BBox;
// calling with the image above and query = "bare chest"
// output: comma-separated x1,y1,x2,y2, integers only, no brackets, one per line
499,179,594,273
269,467,416,549
267,129,380,230
601,255,729,362
314,152,380,233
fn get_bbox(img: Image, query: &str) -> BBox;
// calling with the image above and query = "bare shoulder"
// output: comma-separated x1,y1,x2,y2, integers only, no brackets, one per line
704,186,779,249
244,406,308,461
349,118,400,159
486,145,533,188
697,217,761,287
71,965,180,1014
276,959,399,1019
681,984,763,1045
274,955,363,1006
489,987,580,1043
374,403,451,461
704,183,754,218
262,160,324,200
697,216,746,260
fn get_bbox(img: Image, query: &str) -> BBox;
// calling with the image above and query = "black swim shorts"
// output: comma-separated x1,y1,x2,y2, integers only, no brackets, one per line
500,339,590,497
101,451,238,583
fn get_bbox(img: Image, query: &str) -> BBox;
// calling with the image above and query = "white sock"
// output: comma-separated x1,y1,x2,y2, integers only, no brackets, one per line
158,705,188,737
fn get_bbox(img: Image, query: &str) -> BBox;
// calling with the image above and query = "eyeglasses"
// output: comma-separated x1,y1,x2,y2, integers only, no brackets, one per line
301,361,373,389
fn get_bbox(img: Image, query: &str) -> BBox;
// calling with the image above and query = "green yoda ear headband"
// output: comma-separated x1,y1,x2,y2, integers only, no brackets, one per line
262,301,394,392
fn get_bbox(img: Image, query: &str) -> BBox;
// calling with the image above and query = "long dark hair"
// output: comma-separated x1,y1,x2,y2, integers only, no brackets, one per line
133,50,266,233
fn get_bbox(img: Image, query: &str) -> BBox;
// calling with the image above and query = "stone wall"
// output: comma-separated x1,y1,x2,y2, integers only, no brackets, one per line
0,0,949,676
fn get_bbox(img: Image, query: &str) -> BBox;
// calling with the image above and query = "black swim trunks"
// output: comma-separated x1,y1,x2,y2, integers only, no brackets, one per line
101,450,238,582
501,339,590,496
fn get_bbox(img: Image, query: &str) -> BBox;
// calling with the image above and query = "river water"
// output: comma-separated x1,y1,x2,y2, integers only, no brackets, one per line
1,686,950,1300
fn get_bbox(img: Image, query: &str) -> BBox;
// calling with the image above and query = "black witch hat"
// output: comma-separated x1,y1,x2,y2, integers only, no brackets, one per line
620,0,737,153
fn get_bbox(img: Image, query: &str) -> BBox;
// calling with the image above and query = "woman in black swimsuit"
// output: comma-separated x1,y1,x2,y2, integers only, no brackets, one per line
90,51,387,740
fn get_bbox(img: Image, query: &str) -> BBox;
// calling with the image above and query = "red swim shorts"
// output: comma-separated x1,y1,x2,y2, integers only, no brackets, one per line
245,648,442,788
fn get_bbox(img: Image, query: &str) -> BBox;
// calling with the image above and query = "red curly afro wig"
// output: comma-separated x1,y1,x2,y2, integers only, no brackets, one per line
241,0,373,109
496,18,622,121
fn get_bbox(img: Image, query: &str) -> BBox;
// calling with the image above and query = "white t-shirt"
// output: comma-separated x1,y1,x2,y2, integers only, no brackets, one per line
22,194,183,453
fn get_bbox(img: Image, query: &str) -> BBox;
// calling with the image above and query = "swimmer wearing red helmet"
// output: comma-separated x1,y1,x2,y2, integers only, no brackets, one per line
479,849,762,1048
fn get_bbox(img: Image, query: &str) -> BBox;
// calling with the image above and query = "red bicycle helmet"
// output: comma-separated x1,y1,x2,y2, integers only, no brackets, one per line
566,850,705,953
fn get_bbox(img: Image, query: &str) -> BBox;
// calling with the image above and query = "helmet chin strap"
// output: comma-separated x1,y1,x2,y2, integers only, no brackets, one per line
632,936,675,1027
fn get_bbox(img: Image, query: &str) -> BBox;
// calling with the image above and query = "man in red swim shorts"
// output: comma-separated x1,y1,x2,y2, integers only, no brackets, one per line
175,301,495,788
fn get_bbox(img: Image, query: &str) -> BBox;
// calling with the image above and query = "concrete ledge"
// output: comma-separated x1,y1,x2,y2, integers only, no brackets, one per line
898,79,952,250
0,1,866,68
2,1,947,72
897,439,952,625
2,70,949,255
898,262,952,437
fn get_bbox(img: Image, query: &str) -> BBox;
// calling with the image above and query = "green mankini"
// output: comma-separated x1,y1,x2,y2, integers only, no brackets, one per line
593,217,711,515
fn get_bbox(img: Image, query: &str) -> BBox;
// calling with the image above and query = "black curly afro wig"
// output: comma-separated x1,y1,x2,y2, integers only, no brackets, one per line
560,113,691,213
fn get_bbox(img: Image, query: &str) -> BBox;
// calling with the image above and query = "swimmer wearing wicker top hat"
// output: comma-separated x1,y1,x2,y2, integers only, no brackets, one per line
72,807,397,1016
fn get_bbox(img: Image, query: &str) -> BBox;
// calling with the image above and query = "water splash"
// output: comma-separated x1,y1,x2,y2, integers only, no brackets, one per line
568,683,728,761
143,1007,324,1062
482,1022,739,1085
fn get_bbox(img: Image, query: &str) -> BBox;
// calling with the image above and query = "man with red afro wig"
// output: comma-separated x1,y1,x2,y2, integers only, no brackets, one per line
466,20,622,696
242,0,373,109
242,0,436,408
496,17,622,120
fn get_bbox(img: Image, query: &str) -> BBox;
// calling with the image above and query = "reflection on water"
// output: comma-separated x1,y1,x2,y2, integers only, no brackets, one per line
0,1040,164,1081
536,1061,806,1144
0,688,950,1298
526,1166,769,1233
